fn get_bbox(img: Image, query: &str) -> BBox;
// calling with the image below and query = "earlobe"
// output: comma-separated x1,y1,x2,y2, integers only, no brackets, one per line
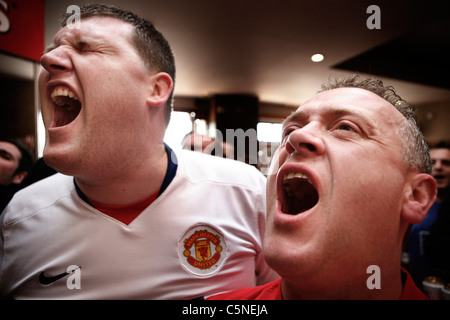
401,173,437,224
146,72,173,107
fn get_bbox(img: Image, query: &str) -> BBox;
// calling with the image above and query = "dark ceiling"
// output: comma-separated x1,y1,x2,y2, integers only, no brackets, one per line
334,18,450,89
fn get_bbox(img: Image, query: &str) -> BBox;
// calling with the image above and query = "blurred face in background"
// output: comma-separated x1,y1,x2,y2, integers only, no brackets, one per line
0,141,23,185
430,148,450,197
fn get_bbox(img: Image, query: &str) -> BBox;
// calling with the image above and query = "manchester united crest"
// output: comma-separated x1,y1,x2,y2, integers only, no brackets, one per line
178,224,228,277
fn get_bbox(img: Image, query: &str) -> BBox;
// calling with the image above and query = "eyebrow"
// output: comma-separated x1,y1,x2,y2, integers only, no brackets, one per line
43,29,98,54
282,106,376,132
43,38,85,54
284,107,358,124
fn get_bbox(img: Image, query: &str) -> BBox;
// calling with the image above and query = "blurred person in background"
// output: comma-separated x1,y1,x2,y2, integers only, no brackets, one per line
0,138,33,212
0,139,32,187
407,141,450,288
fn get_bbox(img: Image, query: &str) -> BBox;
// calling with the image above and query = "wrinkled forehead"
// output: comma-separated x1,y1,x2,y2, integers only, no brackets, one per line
53,16,134,44
430,148,450,160
285,87,405,128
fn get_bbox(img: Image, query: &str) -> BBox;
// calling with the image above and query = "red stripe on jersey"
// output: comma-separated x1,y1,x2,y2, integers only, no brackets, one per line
88,190,159,225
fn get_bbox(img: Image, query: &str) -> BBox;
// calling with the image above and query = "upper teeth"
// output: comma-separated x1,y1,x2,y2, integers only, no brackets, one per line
51,87,79,105
283,172,311,183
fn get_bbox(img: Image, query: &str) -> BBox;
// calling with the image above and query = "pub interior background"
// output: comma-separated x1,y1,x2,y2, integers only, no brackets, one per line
1,0,450,170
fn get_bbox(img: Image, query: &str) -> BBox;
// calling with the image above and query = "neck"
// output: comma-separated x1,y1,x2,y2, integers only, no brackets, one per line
281,263,403,300
75,143,168,206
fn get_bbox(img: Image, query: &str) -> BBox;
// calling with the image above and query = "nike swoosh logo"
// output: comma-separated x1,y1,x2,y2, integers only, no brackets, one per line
39,266,81,285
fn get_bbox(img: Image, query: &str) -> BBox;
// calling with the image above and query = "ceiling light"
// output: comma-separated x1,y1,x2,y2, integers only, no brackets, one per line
311,53,324,62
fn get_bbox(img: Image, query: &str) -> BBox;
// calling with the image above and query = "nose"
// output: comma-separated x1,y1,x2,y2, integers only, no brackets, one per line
40,46,73,74
432,160,442,171
285,123,325,156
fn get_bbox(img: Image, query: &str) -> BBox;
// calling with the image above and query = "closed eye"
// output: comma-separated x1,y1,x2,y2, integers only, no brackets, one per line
75,41,90,52
43,41,91,54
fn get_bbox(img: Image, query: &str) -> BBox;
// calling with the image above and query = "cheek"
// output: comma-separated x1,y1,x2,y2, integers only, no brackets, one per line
0,161,16,173
266,149,282,177
85,84,146,127
330,149,406,219
334,164,402,207
266,146,290,181
331,164,405,244
265,176,277,220
265,147,288,213
38,73,53,128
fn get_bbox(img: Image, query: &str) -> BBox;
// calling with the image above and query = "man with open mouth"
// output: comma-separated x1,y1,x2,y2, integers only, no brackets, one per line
0,4,277,299
210,75,437,300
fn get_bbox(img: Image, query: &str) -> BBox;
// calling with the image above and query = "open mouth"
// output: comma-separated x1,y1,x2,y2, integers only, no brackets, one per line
50,86,81,127
433,175,447,185
281,172,319,215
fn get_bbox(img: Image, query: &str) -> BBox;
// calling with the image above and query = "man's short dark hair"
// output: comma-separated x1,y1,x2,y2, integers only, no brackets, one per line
60,4,176,125
431,140,450,150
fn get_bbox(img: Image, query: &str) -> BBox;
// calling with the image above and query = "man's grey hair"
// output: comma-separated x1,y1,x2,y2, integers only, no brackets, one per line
320,75,431,174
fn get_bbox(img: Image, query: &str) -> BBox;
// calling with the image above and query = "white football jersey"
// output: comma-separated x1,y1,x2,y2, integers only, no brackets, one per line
0,148,278,299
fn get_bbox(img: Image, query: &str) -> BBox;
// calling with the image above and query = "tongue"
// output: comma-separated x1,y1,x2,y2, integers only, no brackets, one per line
53,97,81,127
283,179,318,215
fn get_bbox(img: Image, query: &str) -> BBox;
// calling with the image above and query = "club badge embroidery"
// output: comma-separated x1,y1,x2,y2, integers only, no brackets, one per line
178,224,228,277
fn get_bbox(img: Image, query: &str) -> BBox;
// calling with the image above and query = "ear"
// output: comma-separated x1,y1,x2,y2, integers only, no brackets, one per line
146,72,173,107
11,171,28,184
401,173,437,224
